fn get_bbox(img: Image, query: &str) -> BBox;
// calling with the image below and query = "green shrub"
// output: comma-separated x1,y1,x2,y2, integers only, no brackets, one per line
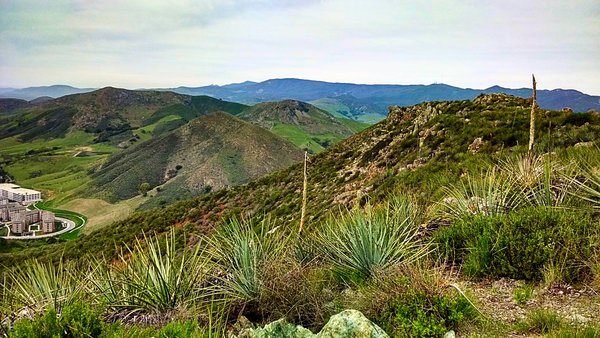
513,284,534,305
436,207,599,282
377,290,474,338
9,302,113,338
439,168,522,220
3,259,84,314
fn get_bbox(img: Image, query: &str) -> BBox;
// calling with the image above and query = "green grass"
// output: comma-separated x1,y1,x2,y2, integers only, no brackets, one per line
339,117,371,133
4,154,102,205
0,131,95,155
271,123,340,153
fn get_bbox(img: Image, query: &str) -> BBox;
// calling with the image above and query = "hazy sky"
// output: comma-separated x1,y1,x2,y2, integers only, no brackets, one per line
1,0,598,93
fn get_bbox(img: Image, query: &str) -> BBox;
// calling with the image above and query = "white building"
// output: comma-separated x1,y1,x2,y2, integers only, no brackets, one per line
0,183,42,205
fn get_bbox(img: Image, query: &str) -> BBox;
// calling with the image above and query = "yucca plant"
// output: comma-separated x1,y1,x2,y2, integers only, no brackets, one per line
499,154,573,208
89,229,208,315
569,163,600,209
316,198,430,281
440,168,522,219
206,217,289,302
3,259,83,315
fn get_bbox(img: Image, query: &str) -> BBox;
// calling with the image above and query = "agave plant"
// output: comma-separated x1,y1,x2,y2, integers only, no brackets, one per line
206,217,288,302
3,259,84,315
89,229,209,315
316,198,430,281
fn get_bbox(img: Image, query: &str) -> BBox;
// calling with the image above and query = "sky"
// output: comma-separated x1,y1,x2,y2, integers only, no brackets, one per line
1,0,598,94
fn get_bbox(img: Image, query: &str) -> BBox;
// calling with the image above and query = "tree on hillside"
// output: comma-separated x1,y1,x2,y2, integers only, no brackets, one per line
139,182,151,197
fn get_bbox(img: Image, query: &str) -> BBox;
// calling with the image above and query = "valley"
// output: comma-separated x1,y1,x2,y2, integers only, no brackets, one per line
0,88,364,232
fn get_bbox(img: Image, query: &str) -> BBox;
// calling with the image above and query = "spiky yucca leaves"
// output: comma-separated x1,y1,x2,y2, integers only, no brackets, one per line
207,218,289,302
440,169,522,219
316,198,430,281
570,163,600,209
499,154,574,207
2,259,83,315
89,230,208,316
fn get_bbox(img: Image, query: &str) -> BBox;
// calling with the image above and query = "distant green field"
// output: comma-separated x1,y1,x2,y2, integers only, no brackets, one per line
0,131,95,155
0,130,119,206
271,123,341,154
310,98,384,124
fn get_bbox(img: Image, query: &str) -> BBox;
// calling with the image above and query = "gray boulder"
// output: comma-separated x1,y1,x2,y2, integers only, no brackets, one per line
238,309,389,338
238,318,314,338
317,310,389,338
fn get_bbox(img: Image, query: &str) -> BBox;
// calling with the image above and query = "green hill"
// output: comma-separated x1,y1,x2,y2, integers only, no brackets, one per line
0,89,252,206
90,111,303,206
4,93,599,265
239,100,369,153
0,87,247,143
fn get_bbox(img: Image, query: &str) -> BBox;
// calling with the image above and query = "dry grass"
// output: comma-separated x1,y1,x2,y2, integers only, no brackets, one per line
59,197,146,233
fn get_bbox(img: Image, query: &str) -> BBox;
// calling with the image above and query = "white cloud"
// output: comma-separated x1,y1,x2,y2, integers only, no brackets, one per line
0,0,598,93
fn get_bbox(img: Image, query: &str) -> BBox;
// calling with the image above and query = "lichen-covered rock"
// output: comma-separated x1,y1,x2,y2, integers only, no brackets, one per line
238,318,315,338
316,310,389,338
237,310,389,338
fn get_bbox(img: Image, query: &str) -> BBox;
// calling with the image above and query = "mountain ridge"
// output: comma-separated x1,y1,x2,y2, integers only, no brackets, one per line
2,80,597,121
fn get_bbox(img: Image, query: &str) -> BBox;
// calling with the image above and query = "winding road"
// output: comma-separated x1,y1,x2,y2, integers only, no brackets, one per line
0,216,77,240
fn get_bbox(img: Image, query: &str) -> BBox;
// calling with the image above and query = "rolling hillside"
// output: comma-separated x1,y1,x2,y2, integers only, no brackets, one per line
0,87,247,144
4,93,599,268
238,100,368,153
90,111,303,206
0,88,250,205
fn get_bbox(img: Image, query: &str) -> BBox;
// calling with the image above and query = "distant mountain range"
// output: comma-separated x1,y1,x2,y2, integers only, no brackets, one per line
2,79,598,122
0,85,95,101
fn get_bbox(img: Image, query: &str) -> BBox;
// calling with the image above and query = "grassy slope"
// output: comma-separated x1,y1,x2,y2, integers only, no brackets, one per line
91,112,304,204
0,90,248,200
239,100,368,154
310,97,385,123
2,93,598,268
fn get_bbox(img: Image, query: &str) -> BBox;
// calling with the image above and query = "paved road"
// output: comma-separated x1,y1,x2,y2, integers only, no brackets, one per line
0,217,75,240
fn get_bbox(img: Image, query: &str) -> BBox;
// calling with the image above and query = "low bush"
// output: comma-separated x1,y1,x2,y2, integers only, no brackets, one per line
513,284,534,305
9,302,113,338
436,207,599,282
377,290,474,338
2,259,84,315
339,263,477,338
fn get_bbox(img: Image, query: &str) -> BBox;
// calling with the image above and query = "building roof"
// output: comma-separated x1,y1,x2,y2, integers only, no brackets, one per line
0,183,41,196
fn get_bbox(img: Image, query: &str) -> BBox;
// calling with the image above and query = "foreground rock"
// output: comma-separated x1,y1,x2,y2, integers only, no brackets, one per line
238,309,389,338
